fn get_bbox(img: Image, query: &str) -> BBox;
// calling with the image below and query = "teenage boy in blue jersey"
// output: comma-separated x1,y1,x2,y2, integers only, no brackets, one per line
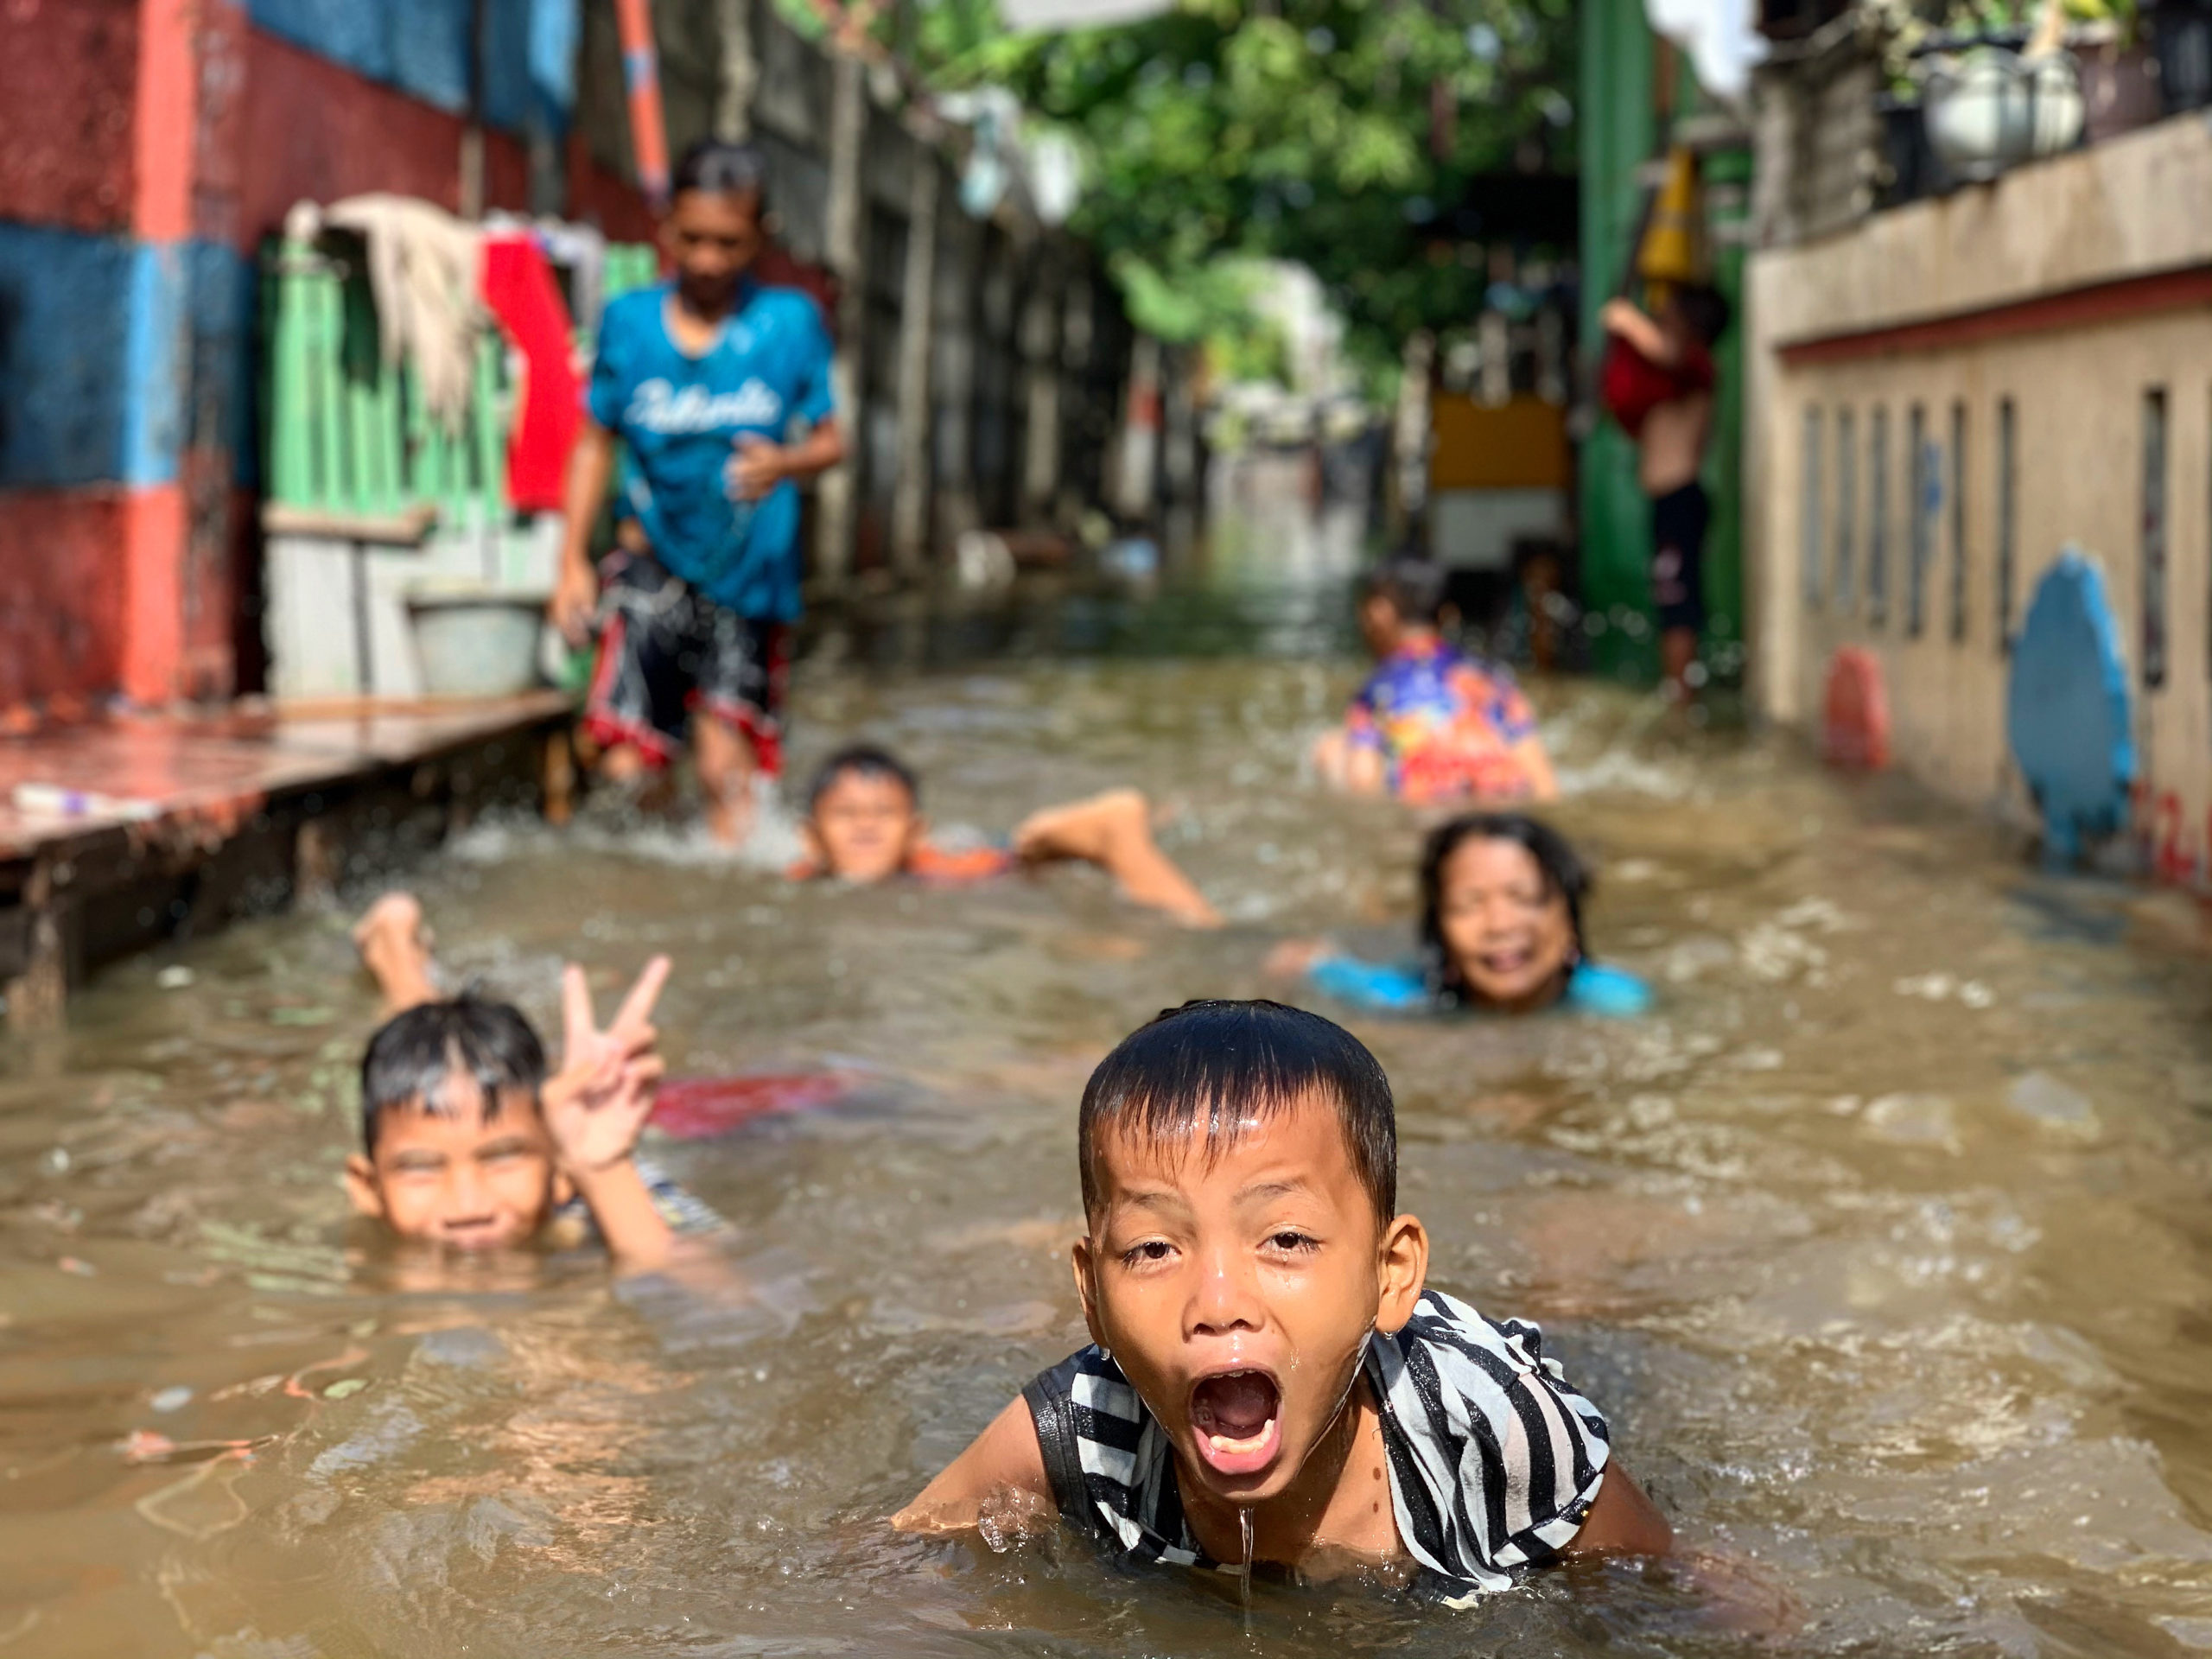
554,140,845,847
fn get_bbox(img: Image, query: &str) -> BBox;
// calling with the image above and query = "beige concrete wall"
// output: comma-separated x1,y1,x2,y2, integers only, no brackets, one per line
1749,116,2212,869
1756,115,2212,346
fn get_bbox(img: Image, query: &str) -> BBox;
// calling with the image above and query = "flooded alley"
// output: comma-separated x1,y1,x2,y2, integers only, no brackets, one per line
7,498,2212,1656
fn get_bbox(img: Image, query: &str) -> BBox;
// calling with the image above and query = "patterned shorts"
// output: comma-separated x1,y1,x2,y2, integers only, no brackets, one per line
582,551,790,775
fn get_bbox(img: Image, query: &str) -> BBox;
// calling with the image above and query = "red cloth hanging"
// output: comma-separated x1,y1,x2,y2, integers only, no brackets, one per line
481,234,581,513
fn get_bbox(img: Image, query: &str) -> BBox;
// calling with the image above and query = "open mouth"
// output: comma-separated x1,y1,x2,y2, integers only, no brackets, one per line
1189,1369,1283,1477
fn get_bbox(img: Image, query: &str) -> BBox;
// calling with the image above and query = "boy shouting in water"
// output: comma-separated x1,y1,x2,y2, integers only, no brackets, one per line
897,1000,1670,1599
554,140,844,846
347,895,706,1270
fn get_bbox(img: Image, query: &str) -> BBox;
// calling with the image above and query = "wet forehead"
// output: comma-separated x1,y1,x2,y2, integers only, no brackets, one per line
373,1087,547,1160
813,772,915,817
1442,837,1548,895
1090,1092,1370,1216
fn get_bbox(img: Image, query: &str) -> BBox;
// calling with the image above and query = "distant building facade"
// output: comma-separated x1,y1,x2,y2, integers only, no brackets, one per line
1745,10,2212,877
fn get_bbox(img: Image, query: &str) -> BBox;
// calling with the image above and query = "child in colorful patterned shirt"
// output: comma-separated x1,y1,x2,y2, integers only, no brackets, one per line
1313,557,1559,804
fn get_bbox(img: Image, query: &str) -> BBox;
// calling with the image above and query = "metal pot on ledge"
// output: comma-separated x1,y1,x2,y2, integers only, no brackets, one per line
1923,46,2087,181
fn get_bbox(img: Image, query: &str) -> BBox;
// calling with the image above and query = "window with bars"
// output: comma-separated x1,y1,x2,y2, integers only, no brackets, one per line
2144,386,2169,690
1996,397,2017,655
1948,402,1967,644
1907,404,1929,638
1834,407,1857,612
1868,406,1891,626
1802,406,1825,609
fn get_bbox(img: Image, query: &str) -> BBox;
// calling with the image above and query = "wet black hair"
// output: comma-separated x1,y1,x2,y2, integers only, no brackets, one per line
806,743,921,812
1419,813,1592,1007
1358,556,1449,627
1078,1000,1397,1226
359,996,547,1154
672,138,770,209
1673,283,1731,347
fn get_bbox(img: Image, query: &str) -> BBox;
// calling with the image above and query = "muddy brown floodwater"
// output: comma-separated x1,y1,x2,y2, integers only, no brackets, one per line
9,512,2212,1657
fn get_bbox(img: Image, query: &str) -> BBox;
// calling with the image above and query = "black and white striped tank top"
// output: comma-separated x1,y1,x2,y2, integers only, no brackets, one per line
1021,1288,1611,1606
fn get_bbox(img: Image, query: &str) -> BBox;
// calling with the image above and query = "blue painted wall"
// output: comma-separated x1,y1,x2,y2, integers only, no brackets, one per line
0,225,249,489
245,0,575,130
0,225,134,487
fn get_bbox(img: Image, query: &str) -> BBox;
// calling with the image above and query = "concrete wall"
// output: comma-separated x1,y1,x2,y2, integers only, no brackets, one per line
0,0,620,715
1750,114,2212,872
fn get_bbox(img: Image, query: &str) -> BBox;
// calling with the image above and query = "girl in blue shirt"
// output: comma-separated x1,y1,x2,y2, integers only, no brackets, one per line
1273,813,1650,1018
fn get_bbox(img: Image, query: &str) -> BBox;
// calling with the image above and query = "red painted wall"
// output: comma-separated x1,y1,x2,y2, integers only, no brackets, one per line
566,129,658,245
0,491,125,709
234,27,537,252
0,0,138,234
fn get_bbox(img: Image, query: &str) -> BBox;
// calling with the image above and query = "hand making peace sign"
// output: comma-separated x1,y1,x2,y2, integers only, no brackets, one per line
542,956,673,1177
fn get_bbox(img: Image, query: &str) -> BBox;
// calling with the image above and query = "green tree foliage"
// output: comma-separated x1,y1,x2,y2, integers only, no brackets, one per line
901,0,1576,372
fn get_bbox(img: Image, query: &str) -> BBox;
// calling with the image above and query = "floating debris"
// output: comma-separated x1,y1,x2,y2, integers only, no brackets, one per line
2007,1071,2099,1135
135,1448,253,1539
149,1386,194,1414
1863,1093,1961,1152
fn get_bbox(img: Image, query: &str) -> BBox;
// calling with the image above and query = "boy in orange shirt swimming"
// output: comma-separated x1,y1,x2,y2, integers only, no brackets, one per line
789,745,1220,926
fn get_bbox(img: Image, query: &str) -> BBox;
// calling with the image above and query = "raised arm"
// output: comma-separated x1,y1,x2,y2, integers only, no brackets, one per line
893,1393,1055,1534
542,957,677,1272
353,893,440,1014
1010,789,1220,927
1599,298,1677,367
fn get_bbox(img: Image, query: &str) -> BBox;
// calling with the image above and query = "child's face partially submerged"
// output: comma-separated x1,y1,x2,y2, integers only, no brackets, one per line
345,1076,562,1251
1074,1094,1427,1508
807,772,922,884
1437,836,1576,1009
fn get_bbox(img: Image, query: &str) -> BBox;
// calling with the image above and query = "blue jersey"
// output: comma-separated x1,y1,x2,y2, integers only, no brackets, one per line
588,281,835,623
1306,954,1651,1018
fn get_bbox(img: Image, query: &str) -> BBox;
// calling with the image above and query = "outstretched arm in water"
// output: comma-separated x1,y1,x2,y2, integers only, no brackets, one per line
1011,789,1221,927
893,1393,1055,1535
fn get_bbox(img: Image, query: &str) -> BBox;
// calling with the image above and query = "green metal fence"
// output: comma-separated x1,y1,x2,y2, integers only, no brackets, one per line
260,239,660,528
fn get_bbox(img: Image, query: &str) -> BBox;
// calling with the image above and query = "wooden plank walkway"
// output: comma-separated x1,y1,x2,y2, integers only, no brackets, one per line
0,694,575,1031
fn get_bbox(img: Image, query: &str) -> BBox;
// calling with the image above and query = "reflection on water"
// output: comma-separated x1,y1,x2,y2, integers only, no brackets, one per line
10,504,2212,1655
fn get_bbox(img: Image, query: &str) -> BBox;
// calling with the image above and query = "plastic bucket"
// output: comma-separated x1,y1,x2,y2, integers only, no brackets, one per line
406,592,550,698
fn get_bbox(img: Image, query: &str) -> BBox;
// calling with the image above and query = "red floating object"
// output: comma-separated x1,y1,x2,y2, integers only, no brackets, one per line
650,1072,855,1141
1823,645,1891,771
